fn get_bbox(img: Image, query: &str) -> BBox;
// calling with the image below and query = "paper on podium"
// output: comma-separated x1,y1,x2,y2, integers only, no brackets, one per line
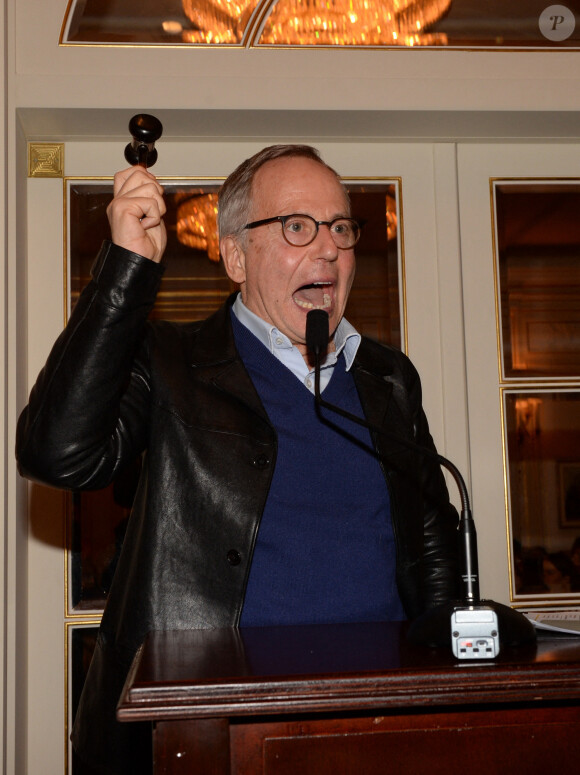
523,610,580,636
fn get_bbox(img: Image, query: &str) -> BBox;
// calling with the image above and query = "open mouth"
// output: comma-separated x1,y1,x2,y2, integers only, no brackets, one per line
292,282,333,310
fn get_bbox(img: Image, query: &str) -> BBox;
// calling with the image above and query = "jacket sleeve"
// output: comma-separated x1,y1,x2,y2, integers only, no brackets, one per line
16,241,165,491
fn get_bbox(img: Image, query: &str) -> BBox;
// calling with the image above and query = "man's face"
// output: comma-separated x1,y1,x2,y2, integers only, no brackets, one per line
222,156,356,357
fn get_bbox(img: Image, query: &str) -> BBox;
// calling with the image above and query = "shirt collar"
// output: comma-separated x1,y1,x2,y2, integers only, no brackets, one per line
232,293,361,371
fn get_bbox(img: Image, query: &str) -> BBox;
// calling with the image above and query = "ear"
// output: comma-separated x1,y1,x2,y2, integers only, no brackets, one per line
220,236,247,285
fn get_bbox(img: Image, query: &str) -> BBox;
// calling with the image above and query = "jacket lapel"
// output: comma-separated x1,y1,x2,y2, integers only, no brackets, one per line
352,339,410,466
352,339,394,429
189,296,273,433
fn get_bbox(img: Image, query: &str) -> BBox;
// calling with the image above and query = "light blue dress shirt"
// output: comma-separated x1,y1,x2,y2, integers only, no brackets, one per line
232,294,361,394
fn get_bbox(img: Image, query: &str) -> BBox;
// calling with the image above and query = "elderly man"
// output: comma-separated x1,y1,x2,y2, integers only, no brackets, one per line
16,145,459,775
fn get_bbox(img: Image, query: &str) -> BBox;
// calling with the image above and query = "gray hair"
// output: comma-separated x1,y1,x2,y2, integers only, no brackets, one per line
217,144,349,243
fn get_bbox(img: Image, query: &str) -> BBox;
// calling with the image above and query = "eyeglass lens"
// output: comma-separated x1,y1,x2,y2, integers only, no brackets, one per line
283,215,359,248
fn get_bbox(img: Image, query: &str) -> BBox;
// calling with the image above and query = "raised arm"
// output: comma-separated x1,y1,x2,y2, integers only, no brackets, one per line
16,168,167,490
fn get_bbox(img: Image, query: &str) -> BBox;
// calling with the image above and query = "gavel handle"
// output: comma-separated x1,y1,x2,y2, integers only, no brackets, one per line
137,143,150,168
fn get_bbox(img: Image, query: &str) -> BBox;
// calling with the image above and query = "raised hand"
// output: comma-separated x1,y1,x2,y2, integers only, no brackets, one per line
106,166,167,263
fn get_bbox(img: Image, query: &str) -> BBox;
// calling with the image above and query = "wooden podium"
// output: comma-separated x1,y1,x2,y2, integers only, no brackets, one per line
118,621,580,774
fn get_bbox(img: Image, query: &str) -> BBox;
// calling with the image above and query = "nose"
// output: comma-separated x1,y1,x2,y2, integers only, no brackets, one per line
313,223,339,261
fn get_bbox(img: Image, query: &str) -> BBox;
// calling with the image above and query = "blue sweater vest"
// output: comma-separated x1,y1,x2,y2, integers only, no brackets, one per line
232,315,405,626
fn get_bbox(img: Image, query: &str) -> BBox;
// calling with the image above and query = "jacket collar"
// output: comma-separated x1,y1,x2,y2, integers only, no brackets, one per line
350,339,420,472
190,294,239,368
189,294,272,427
351,337,395,432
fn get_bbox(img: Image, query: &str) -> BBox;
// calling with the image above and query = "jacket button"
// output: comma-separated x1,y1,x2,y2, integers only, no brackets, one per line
252,453,270,469
227,549,241,566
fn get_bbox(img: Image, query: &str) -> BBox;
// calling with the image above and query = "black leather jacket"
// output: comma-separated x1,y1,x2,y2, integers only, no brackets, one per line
16,241,459,774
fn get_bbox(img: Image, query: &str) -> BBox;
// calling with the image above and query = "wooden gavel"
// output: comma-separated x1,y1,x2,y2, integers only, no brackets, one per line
124,114,163,169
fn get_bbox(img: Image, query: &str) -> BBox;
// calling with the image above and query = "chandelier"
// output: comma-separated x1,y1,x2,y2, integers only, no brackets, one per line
181,0,451,46
181,0,254,43
176,193,220,262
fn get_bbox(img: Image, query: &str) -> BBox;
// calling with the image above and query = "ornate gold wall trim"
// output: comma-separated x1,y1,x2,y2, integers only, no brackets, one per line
28,143,64,178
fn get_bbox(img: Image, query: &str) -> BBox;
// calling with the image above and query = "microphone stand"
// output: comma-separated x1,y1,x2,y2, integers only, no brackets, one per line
307,310,535,653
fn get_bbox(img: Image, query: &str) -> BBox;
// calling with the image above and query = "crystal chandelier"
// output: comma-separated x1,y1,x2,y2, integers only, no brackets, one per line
182,0,451,46
261,0,451,46
176,193,221,262
181,0,254,44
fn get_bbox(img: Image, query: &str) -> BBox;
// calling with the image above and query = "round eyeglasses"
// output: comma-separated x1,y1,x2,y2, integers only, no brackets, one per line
243,213,362,249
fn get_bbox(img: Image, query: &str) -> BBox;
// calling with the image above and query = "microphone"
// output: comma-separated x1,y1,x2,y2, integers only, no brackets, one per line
305,310,535,656
124,114,163,169
305,307,330,361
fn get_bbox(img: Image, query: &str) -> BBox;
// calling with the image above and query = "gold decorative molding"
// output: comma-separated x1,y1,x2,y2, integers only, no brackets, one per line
28,142,64,178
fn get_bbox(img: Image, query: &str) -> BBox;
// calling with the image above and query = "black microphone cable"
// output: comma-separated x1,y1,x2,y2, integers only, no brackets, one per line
306,308,479,605
305,309,535,652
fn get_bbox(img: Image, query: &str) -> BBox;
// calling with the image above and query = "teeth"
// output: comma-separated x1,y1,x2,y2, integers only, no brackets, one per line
293,280,333,310
294,292,331,310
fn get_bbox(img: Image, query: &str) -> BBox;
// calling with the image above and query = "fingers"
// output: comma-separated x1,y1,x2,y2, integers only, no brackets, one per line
107,167,168,263
112,166,164,198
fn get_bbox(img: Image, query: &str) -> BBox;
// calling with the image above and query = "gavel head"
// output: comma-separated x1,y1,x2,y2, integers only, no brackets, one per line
124,114,163,168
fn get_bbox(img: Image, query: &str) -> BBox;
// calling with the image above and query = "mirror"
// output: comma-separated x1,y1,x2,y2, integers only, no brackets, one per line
61,1,580,49
494,180,580,604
